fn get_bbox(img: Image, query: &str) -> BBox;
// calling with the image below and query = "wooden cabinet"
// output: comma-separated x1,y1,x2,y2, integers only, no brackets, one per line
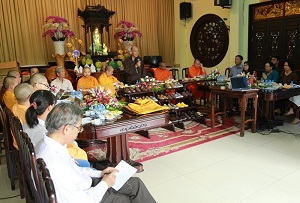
248,0,300,80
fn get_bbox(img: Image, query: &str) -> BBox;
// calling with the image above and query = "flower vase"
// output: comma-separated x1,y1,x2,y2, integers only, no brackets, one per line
122,40,134,54
53,41,66,55
52,41,66,68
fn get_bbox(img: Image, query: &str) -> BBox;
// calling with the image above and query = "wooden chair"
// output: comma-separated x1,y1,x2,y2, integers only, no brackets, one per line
182,67,189,79
6,110,25,198
36,158,58,203
0,101,18,191
169,68,179,80
225,67,231,78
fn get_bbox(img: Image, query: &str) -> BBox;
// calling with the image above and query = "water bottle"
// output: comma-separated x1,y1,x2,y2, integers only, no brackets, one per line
79,86,83,92
290,81,294,87
260,78,264,84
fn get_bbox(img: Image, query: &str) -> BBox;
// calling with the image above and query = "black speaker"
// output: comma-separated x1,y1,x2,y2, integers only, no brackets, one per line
180,2,192,20
214,0,232,6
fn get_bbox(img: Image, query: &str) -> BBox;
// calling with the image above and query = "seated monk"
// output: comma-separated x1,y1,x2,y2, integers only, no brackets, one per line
0,70,22,99
154,61,172,81
77,66,99,91
187,59,207,100
98,65,124,95
30,74,50,91
3,76,18,110
12,83,34,125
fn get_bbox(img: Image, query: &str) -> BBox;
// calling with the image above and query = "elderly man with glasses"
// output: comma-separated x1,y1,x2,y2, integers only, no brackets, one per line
36,103,156,203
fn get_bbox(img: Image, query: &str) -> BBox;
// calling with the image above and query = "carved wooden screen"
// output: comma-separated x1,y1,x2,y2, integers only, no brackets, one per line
190,14,229,68
248,0,300,79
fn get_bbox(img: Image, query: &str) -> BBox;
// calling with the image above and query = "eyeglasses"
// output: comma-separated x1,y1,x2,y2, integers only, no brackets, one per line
68,124,84,133
36,83,50,89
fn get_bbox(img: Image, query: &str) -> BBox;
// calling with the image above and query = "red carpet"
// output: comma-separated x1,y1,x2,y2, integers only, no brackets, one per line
86,118,239,162
128,117,239,162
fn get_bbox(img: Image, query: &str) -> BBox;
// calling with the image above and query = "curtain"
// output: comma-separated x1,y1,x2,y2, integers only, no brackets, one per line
0,0,174,66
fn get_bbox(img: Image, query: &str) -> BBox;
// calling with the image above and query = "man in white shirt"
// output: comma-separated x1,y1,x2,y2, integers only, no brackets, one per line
50,66,74,91
36,103,156,203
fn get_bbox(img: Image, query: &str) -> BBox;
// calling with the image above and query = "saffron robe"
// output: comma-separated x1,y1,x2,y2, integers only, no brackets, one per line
187,65,206,99
3,90,17,110
77,76,99,90
154,68,172,81
98,73,120,95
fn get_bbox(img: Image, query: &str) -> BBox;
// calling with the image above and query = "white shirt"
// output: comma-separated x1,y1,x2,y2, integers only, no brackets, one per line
23,118,47,147
36,135,108,203
50,78,74,92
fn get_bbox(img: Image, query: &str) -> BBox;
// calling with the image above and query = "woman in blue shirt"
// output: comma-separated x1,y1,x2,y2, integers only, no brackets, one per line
262,62,279,82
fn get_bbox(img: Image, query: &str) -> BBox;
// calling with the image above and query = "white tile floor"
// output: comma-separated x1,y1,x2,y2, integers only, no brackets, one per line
2,116,300,202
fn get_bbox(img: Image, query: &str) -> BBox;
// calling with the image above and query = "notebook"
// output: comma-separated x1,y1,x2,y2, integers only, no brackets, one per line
230,76,249,91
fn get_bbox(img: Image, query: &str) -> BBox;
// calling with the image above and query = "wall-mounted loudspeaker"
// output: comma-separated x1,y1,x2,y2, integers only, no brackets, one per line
180,2,192,20
214,0,232,6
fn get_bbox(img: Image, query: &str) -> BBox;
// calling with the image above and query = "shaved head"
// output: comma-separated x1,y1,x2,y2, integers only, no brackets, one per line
3,76,18,90
7,70,21,84
105,65,114,72
14,83,34,103
30,74,49,91
30,67,39,76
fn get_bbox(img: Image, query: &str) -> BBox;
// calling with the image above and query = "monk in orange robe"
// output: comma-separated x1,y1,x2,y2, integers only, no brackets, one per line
12,83,34,125
3,76,18,110
187,59,207,100
154,62,173,81
98,65,124,96
77,67,99,90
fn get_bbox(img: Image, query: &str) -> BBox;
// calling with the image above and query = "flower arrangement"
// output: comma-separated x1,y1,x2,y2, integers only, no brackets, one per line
245,73,259,89
83,86,127,110
49,85,59,95
114,20,142,41
136,81,166,93
42,16,75,41
206,69,221,79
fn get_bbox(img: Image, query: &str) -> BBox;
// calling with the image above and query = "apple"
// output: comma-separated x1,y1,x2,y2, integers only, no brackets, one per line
86,58,93,65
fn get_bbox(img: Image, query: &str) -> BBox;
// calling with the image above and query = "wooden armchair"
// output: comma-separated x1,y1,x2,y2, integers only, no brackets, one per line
0,101,18,191
36,158,58,203
170,68,179,80
225,67,231,78
182,67,189,79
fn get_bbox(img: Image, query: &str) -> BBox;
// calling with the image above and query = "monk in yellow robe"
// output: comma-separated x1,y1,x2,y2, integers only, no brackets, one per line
3,76,18,110
187,59,207,100
12,83,34,125
154,62,173,81
98,65,124,95
77,67,99,90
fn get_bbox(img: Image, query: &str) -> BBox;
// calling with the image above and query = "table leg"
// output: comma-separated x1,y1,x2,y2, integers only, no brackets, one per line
211,93,216,128
222,97,226,125
240,97,246,137
252,95,258,133
106,134,144,173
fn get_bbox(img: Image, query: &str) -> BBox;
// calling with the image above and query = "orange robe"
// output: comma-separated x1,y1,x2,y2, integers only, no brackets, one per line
187,65,206,99
12,104,28,149
77,76,99,90
3,91,17,110
98,73,120,96
12,104,28,125
67,142,88,160
154,68,172,81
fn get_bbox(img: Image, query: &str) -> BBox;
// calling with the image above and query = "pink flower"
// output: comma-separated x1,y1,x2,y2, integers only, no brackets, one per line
114,20,142,40
42,16,74,41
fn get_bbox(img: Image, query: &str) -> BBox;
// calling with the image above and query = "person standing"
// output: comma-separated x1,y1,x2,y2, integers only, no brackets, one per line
271,55,282,73
124,46,146,84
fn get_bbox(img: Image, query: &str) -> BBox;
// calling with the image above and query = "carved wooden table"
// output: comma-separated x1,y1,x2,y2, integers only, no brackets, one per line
78,112,169,171
259,88,300,120
210,87,259,137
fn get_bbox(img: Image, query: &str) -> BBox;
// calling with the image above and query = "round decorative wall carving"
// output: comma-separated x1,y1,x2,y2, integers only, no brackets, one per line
190,14,229,67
